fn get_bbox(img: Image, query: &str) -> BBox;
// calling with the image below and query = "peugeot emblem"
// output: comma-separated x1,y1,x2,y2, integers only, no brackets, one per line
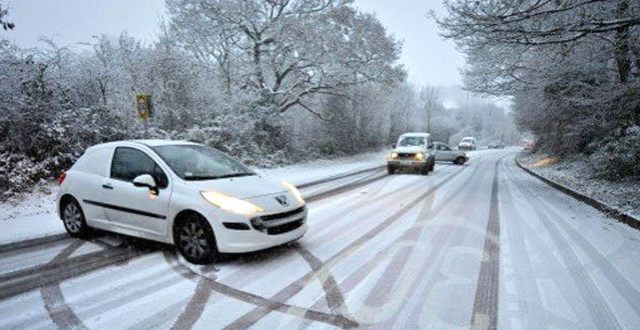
275,195,289,206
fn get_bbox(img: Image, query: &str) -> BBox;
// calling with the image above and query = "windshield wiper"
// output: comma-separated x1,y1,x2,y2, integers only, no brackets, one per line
183,175,222,181
216,173,255,179
183,173,255,181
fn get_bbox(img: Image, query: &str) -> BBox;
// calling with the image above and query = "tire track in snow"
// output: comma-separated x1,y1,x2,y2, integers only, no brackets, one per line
162,251,358,329
39,240,88,330
225,161,471,328
496,160,553,329
506,160,640,324
505,159,623,329
293,245,348,316
469,156,501,330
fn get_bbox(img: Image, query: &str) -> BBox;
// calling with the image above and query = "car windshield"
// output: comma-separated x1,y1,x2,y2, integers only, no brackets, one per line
152,144,255,180
462,138,474,143
398,136,425,147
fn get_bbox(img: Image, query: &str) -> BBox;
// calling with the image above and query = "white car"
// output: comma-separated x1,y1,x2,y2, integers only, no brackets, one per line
386,132,436,175
57,140,307,264
433,142,468,165
458,136,477,150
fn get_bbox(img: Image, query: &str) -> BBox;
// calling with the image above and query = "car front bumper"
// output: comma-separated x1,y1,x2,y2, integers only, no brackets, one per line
387,160,427,168
209,206,308,253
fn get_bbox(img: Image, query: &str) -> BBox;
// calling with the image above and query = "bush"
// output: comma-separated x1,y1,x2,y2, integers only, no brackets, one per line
591,125,640,180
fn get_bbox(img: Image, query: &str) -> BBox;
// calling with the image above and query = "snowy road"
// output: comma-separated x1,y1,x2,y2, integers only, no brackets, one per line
1,150,640,329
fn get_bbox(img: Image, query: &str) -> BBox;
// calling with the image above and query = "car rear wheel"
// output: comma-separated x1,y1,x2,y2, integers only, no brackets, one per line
454,156,466,165
61,198,92,239
174,214,218,264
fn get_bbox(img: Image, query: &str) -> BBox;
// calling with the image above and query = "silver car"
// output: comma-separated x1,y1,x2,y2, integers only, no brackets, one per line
433,142,468,165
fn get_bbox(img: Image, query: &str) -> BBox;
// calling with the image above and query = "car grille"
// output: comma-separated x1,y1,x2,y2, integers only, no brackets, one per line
251,206,306,235
266,219,304,235
397,153,416,159
260,206,306,221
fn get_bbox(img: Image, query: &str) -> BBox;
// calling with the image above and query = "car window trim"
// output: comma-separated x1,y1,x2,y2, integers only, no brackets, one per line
109,146,170,189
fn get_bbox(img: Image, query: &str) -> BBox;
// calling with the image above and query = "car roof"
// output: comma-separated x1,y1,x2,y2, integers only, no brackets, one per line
87,139,200,150
400,132,430,137
130,139,199,147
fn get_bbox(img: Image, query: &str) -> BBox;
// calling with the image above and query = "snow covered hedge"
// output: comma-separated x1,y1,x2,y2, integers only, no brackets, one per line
591,125,640,180
0,107,304,199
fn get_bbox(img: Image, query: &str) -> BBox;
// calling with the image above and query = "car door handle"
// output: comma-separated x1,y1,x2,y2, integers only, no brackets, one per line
102,184,114,190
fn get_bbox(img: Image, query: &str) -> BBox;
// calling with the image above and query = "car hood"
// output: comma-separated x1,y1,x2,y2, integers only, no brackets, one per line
392,146,425,154
184,175,288,200
459,142,474,146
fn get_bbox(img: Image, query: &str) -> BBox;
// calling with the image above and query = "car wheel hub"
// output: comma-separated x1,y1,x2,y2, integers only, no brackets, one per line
63,204,82,233
179,222,208,258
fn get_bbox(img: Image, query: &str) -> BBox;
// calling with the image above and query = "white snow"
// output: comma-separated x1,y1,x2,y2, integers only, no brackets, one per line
517,152,640,219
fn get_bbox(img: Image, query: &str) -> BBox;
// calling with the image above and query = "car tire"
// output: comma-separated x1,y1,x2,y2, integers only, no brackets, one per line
454,156,466,165
420,164,430,175
387,166,396,175
174,213,218,264
61,198,92,239
429,157,435,171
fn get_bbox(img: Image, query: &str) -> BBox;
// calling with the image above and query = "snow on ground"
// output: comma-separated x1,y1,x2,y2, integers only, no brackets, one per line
255,150,387,184
0,150,388,245
517,152,640,219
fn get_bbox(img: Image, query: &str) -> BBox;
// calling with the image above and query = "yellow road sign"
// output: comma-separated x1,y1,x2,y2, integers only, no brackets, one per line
136,94,152,119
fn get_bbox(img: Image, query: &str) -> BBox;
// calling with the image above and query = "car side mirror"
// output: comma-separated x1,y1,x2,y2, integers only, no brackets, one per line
133,174,158,195
391,143,396,148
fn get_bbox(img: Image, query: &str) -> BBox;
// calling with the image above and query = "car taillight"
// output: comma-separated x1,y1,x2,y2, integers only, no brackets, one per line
58,172,67,184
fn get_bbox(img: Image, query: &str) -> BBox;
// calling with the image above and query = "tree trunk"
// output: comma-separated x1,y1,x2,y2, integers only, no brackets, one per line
614,0,631,84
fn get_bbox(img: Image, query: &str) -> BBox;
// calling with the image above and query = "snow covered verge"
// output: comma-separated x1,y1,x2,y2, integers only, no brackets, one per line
0,150,387,245
517,152,640,220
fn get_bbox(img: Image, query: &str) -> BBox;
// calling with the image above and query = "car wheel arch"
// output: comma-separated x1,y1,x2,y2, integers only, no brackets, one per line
172,209,215,243
59,194,79,219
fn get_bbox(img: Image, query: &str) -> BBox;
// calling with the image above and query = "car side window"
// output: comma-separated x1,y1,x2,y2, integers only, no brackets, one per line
437,144,451,151
110,147,168,188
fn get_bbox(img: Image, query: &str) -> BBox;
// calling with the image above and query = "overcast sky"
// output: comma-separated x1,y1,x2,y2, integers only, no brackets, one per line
5,0,465,87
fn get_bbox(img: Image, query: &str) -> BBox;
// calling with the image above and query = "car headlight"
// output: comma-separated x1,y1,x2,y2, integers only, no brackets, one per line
414,153,424,161
282,181,304,204
200,191,264,215
389,152,399,159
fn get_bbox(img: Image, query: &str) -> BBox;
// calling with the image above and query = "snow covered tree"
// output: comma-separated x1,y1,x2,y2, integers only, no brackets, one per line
166,0,404,116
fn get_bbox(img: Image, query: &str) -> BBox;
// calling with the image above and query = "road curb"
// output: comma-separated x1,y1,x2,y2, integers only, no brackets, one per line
514,157,640,230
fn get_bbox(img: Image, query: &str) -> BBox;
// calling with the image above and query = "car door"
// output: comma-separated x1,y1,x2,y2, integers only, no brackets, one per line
101,146,172,236
435,144,455,161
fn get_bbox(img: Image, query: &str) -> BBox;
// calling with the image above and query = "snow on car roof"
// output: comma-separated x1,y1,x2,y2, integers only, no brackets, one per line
130,139,199,147
400,132,430,137
87,139,199,150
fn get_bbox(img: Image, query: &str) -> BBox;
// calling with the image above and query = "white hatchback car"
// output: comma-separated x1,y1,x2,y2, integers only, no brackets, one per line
57,140,307,264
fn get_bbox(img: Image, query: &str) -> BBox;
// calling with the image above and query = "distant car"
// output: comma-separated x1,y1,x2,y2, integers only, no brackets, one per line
387,132,436,175
433,142,468,165
488,140,505,149
458,136,477,150
56,140,307,264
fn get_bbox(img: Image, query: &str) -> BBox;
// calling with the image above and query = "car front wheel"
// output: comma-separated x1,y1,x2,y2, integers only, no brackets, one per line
61,198,92,239
175,214,218,264
387,166,396,175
